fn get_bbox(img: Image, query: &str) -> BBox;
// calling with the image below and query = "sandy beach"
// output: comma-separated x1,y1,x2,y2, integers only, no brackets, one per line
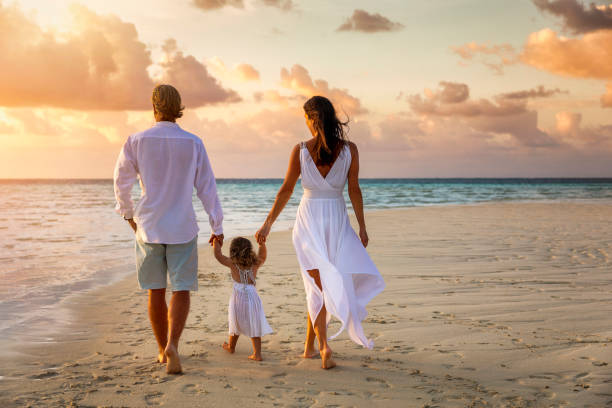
1,202,611,407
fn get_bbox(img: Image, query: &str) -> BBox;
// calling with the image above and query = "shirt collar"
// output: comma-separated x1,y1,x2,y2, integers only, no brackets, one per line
155,121,179,128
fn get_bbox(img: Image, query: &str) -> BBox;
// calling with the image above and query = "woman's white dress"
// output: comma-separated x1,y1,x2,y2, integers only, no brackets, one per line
228,267,273,338
292,142,385,349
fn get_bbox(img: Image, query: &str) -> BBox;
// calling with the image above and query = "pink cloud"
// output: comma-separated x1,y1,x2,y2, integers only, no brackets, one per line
0,4,239,110
450,42,519,74
337,9,404,33
279,64,367,115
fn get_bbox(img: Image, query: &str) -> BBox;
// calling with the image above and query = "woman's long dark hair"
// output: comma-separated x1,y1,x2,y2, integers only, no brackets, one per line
303,96,349,166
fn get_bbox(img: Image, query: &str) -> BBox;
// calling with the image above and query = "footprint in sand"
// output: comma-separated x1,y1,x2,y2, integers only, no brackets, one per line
29,370,59,379
144,391,164,406
366,377,391,388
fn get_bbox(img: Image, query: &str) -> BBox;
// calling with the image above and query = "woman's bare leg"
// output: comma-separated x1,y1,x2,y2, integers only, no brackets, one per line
307,269,336,369
302,313,319,358
222,335,239,353
249,337,262,361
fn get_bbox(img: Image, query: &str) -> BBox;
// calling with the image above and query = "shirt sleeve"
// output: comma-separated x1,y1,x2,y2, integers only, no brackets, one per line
113,136,138,219
194,141,224,235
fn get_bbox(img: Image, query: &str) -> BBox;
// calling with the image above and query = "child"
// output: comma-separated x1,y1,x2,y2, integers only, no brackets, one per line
213,236,273,361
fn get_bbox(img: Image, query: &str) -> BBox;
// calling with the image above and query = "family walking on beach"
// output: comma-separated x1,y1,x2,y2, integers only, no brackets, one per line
113,84,385,374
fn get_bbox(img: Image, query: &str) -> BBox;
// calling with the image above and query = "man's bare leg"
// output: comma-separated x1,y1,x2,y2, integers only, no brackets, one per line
222,334,239,353
307,269,336,369
303,313,319,358
148,288,168,363
164,290,190,374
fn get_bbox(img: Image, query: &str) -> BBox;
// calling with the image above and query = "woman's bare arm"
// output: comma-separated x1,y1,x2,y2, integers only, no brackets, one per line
347,142,369,247
255,144,301,243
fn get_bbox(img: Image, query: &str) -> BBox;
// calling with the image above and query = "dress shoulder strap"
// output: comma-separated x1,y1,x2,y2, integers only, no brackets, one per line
300,141,306,149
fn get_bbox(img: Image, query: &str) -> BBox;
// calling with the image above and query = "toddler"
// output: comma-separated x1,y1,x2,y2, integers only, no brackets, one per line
213,236,273,360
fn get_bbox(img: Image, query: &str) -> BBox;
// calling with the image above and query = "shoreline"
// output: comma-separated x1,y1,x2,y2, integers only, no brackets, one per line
1,201,611,407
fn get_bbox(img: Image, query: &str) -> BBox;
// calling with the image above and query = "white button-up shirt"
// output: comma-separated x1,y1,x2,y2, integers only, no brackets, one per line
113,121,223,244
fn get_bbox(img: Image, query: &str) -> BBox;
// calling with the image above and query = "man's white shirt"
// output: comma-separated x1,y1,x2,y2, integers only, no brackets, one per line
113,121,223,244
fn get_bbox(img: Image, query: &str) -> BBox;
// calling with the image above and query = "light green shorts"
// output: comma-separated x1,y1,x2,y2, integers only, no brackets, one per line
135,235,198,292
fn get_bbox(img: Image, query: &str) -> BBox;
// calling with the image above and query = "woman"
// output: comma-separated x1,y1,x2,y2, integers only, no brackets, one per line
255,96,385,369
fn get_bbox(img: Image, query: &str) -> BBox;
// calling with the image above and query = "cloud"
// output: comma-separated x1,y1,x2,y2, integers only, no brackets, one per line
532,0,612,33
0,4,239,110
261,0,294,11
407,81,558,147
279,64,367,115
408,82,526,117
450,42,519,74
208,57,260,82
521,28,612,79
337,9,404,33
158,39,241,107
602,83,612,107
192,0,293,11
553,110,612,148
520,28,612,105
192,0,244,11
498,85,568,99
253,90,301,106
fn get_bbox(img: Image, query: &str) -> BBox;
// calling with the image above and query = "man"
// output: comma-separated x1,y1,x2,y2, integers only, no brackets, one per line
113,84,223,374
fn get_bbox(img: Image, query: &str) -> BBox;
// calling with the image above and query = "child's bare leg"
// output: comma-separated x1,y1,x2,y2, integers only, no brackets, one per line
248,337,262,361
222,334,239,353
302,313,319,358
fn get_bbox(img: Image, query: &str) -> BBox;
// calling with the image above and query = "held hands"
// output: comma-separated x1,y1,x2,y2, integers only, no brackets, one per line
359,228,369,248
126,218,137,233
209,234,224,247
255,222,271,244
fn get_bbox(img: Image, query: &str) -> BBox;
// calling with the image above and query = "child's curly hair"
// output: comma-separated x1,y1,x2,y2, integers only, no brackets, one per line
229,237,258,269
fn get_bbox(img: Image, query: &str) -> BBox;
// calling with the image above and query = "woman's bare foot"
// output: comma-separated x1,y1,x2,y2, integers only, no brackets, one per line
320,347,336,369
164,344,182,374
222,342,235,353
248,353,263,361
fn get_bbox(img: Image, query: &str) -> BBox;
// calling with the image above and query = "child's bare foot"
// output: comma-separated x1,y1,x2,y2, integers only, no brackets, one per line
248,353,262,361
320,347,336,369
164,344,182,374
302,348,319,359
157,351,167,363
222,342,235,353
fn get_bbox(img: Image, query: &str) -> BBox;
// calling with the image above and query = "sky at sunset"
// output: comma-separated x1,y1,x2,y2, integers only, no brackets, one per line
1,0,612,178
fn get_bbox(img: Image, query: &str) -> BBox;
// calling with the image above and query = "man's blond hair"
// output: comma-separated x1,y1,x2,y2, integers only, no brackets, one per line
152,84,184,120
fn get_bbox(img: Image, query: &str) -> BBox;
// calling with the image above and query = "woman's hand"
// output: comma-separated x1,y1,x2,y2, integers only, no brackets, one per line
359,228,369,248
255,222,271,244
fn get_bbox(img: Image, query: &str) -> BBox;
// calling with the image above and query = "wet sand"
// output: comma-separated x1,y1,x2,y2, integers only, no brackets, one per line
1,202,611,407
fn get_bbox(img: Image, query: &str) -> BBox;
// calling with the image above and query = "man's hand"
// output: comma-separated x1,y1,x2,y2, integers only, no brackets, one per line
209,234,224,246
126,218,137,233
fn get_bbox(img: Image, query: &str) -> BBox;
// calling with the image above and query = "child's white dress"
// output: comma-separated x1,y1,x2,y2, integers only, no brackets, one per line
228,267,273,338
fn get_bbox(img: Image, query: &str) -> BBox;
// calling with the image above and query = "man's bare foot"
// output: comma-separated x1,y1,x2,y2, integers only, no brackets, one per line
157,352,167,363
248,353,263,361
164,344,182,374
302,349,319,359
222,342,235,354
321,347,336,369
